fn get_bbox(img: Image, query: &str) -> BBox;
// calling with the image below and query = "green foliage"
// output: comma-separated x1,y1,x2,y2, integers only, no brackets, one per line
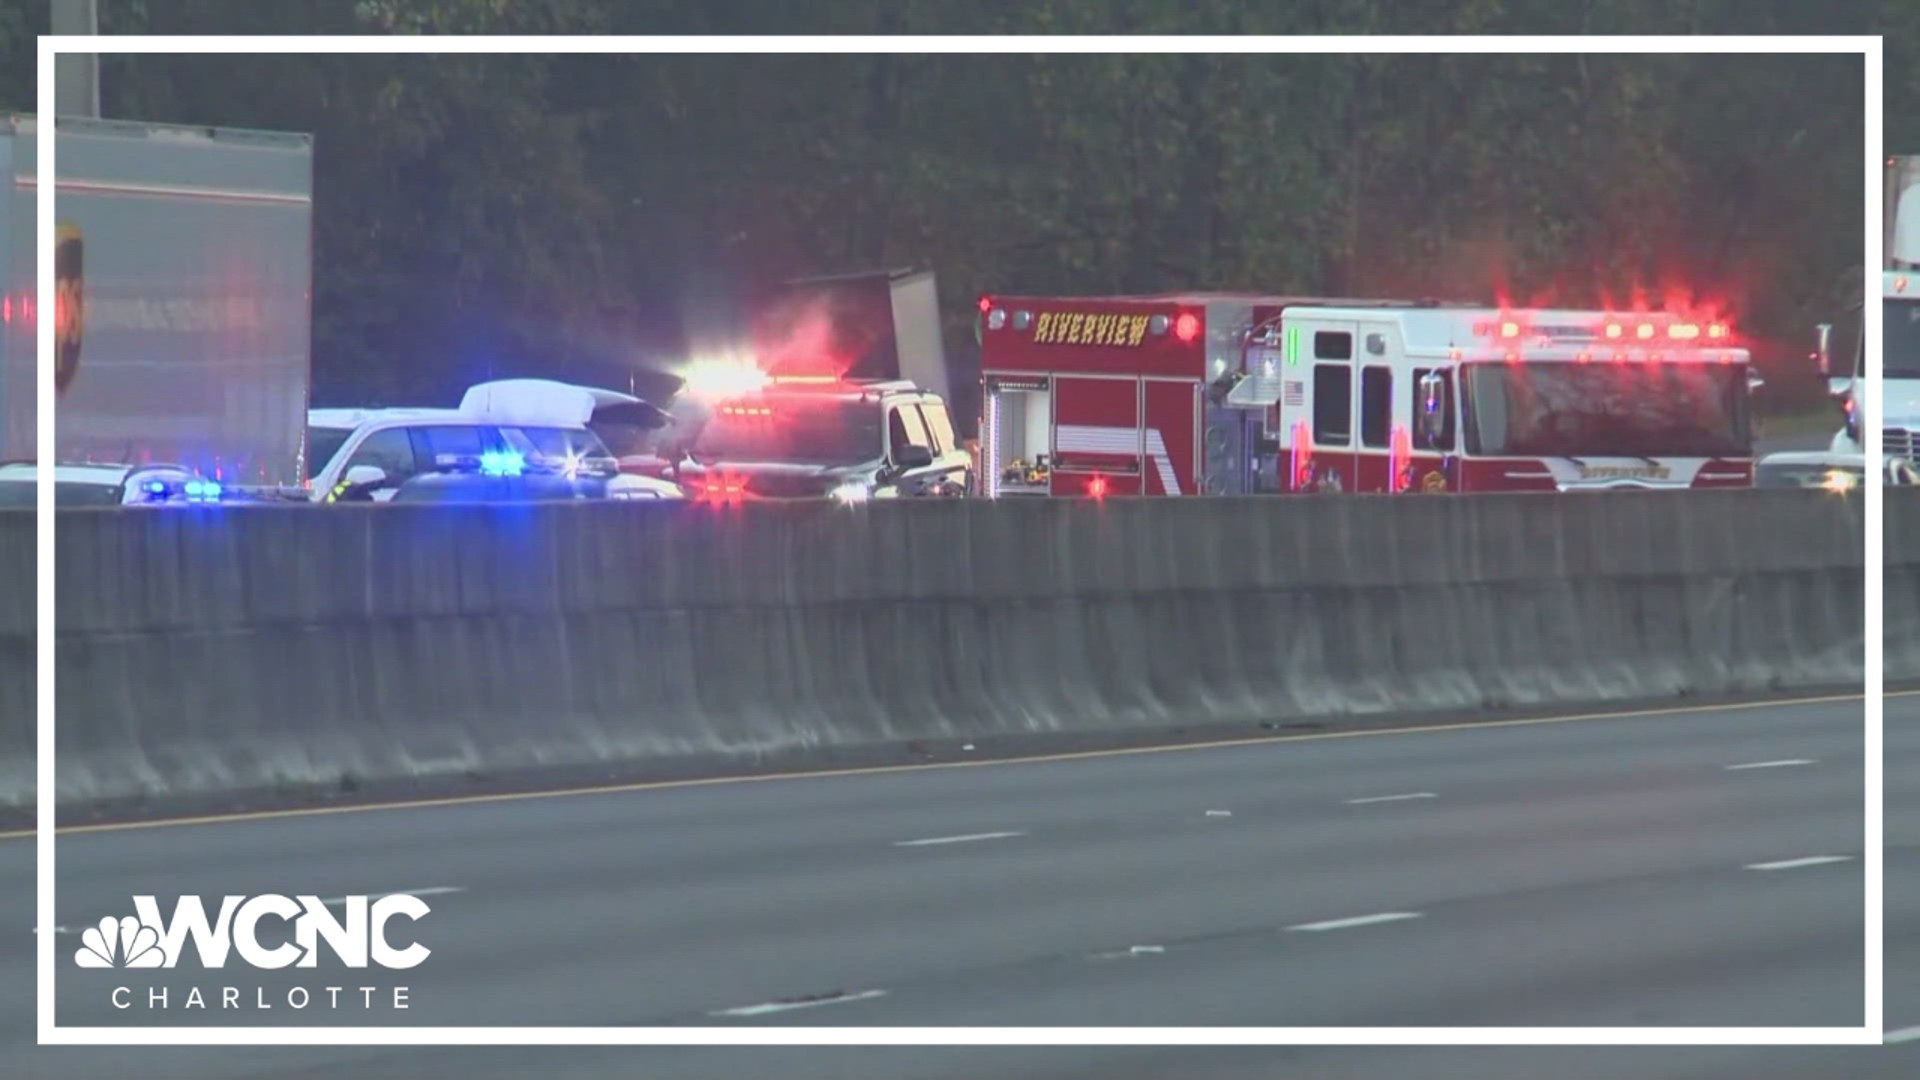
9,0,1876,412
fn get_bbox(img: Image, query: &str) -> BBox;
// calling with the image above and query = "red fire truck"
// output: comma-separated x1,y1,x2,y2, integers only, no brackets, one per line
976,294,1756,496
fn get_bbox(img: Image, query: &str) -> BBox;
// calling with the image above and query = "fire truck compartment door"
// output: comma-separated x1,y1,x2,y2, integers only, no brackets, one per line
1141,379,1200,496
1052,376,1142,476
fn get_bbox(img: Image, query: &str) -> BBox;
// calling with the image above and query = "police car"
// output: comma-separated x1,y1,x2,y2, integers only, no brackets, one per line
0,462,233,508
307,379,685,503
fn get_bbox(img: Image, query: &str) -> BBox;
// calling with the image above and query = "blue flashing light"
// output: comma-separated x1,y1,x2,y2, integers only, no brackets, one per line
144,481,168,496
479,450,525,477
183,480,223,501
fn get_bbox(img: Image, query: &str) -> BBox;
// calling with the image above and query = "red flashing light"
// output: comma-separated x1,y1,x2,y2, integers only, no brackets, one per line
1636,323,1656,340
1504,350,1519,364
978,295,993,313
1,295,8,325
1899,277,1910,294
700,477,748,503
1612,352,1627,363
1088,476,1109,499
1649,352,1664,364
1173,312,1201,343
1449,348,1462,361
1604,323,1623,339
1668,323,1700,340
1707,322,1729,339
1576,351,1592,363
1500,321,1520,339
769,374,838,386
721,405,774,417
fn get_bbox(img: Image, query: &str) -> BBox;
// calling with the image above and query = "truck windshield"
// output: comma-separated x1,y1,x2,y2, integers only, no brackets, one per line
1888,297,1920,378
687,398,883,466
307,426,354,482
1461,361,1751,459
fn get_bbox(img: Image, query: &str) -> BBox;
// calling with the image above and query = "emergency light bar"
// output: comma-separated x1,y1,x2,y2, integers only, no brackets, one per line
1476,313,1733,345
140,477,225,503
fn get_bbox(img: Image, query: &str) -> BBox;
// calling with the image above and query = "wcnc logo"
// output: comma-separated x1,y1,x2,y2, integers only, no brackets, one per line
73,895,434,1013
75,895,432,970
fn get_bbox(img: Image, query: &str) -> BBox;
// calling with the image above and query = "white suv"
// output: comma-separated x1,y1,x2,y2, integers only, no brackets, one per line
305,380,685,503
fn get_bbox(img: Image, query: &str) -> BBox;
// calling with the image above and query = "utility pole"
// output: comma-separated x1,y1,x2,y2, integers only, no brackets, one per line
52,0,100,118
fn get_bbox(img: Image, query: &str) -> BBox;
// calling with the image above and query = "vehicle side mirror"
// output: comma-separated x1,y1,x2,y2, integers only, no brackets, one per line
896,445,935,471
343,464,388,489
1417,372,1446,442
1815,322,1833,377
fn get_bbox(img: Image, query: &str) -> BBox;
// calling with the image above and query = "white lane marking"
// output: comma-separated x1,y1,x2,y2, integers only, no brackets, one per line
711,989,887,1017
1725,759,1817,771
1205,810,1233,817
892,831,1025,848
1345,792,1438,805
1089,945,1166,961
1286,912,1423,933
1744,856,1854,872
1886,1026,1920,1044
318,886,466,906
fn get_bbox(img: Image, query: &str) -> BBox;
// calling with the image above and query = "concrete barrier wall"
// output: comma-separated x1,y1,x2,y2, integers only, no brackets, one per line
0,490,1868,809
1887,488,1920,683
0,507,32,804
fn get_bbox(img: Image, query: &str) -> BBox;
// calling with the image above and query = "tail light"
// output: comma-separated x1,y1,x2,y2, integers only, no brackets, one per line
700,477,748,504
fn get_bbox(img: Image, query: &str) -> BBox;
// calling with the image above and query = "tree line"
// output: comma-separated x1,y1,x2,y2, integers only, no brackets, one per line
0,0,1885,416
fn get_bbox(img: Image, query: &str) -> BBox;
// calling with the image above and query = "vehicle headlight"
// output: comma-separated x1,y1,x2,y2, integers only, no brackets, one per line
830,481,872,505
1822,468,1859,494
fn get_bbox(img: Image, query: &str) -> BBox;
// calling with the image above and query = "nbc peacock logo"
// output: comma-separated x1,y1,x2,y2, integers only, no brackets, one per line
75,915,166,969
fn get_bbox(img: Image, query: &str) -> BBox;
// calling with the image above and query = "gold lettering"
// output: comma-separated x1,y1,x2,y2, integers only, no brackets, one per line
1126,315,1149,346
1034,312,1054,343
1064,313,1083,344
1099,314,1118,345
1086,314,1105,345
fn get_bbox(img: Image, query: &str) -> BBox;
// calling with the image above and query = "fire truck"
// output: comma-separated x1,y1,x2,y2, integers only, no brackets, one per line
977,294,1756,496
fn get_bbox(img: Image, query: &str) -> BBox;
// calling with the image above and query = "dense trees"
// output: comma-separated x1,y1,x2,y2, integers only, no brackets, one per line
0,1,1882,413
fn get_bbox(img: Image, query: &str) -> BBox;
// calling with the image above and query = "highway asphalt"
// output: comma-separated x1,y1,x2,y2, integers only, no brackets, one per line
0,692,1887,1078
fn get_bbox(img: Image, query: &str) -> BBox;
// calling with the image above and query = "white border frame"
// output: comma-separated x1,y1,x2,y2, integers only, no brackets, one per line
34,33,1882,1047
